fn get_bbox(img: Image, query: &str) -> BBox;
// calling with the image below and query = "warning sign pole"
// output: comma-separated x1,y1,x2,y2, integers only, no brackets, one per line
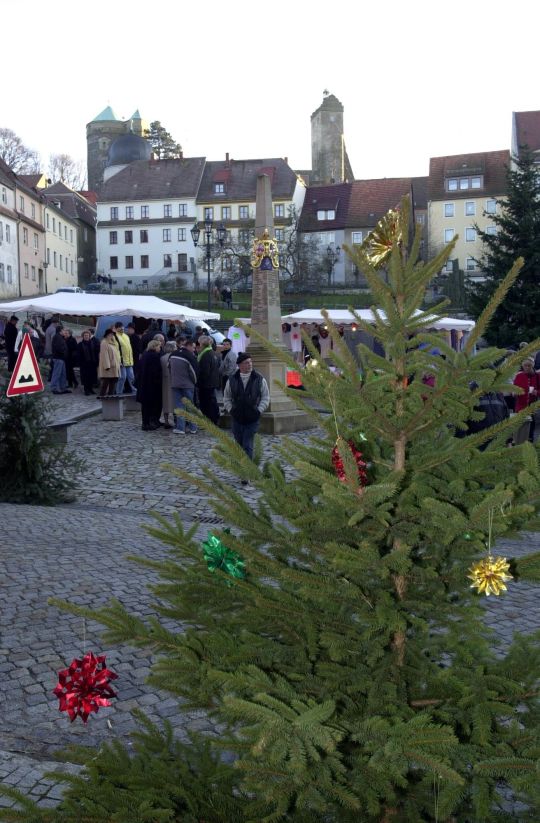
6,333,45,397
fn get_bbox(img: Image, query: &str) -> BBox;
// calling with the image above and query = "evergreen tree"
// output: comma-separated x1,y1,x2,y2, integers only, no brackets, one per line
144,121,182,160
467,147,540,346
7,198,540,822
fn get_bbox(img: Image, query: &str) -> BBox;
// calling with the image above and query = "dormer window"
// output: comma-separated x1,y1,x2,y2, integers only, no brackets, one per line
317,209,335,221
446,175,483,192
214,183,225,194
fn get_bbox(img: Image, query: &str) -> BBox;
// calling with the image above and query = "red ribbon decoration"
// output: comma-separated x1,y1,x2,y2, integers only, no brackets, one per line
332,439,368,486
53,651,118,723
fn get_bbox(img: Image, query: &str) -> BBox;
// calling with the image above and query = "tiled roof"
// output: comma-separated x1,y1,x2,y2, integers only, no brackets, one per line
513,110,540,153
196,158,298,202
79,191,98,205
428,150,509,200
18,173,43,189
411,176,428,210
42,182,97,227
99,157,206,202
298,183,352,231
0,158,16,188
347,178,417,227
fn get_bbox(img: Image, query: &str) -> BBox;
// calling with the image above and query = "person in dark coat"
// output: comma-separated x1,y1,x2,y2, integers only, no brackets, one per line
136,339,163,431
197,334,221,424
4,315,19,372
65,329,79,389
77,330,99,395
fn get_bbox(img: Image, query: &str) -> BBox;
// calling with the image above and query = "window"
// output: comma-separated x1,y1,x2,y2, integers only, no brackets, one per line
141,255,149,268
19,196,24,212
24,262,29,278
239,229,251,244
125,230,133,243
47,247,50,263
0,263,4,281
459,178,469,190
163,228,171,242
125,256,133,269
109,231,118,244
31,265,36,281
465,201,475,216
59,254,63,269
110,207,118,220
140,229,148,243
471,176,482,189
447,179,458,191
178,253,188,271
46,213,50,228
239,205,249,219
58,221,62,236
163,253,172,268
177,228,186,241
1,187,6,204
222,256,232,272
352,231,363,244
84,227,88,241
485,198,497,214
221,206,231,220
71,261,73,274
275,228,285,241
275,204,285,218
317,208,336,220
446,175,483,192
465,227,476,242
5,225,9,242
444,229,454,243
23,227,28,245
486,225,497,236
466,258,476,271
52,217,56,232
70,229,73,243
164,204,172,217
319,231,335,244
141,205,149,218
204,207,214,220
110,256,118,269
7,265,12,283
33,233,38,249
53,251,57,267
179,203,188,217
416,214,425,225
31,203,35,219
125,206,134,219
444,203,454,217
214,183,225,194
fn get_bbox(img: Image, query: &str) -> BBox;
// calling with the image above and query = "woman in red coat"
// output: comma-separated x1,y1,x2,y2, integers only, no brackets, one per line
513,358,540,442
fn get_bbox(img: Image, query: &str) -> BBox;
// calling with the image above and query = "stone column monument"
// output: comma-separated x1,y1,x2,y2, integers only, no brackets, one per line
246,173,311,433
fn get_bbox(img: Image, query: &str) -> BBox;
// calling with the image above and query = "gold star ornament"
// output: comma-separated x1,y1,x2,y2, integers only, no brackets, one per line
362,209,402,268
467,555,513,597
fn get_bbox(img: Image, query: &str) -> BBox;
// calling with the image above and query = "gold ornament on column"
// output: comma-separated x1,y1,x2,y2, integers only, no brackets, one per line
250,228,279,270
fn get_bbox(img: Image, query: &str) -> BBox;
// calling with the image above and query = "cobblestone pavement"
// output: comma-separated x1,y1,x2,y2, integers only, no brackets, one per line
0,388,538,809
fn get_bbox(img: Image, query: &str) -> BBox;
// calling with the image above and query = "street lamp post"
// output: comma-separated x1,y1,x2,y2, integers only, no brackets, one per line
326,244,341,289
191,218,227,311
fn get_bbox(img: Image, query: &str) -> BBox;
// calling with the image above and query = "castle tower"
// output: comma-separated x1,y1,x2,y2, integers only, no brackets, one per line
310,92,354,184
86,107,148,193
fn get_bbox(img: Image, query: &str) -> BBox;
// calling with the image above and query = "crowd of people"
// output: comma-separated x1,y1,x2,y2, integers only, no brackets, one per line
1,314,270,463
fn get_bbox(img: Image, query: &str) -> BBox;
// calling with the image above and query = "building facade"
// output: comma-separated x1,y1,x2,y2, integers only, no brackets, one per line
0,161,19,298
41,182,97,286
428,151,508,282
97,156,205,289
14,179,46,296
43,201,79,292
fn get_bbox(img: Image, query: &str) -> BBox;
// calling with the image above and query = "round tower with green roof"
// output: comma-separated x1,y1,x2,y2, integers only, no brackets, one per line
86,106,148,193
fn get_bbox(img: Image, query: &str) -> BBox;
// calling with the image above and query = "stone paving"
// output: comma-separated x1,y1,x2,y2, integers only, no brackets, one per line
0,387,538,810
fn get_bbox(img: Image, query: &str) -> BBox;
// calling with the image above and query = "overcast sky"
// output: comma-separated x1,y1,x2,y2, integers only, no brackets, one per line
3,0,538,183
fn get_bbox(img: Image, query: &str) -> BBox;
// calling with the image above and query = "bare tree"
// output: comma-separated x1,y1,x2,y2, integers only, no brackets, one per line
48,153,87,190
0,127,40,173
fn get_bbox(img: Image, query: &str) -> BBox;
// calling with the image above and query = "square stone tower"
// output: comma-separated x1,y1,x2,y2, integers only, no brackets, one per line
310,93,354,184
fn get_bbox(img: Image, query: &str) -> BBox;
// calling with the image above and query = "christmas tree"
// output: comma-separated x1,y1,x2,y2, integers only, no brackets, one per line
4,197,540,822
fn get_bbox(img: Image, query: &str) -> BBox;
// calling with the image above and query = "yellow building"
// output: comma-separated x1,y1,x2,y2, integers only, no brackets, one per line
428,150,508,282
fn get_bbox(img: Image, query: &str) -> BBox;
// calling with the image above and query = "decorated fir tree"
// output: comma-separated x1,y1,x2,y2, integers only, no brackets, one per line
5,197,540,822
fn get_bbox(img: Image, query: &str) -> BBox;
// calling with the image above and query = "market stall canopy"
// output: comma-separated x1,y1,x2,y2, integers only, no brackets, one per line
281,308,475,332
0,293,220,322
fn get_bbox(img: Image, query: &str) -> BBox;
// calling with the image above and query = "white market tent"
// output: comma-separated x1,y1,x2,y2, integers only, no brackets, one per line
0,293,220,322
281,308,475,333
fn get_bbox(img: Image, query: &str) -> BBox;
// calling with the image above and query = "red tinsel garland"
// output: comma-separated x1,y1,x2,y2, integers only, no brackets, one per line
53,651,118,723
332,439,368,486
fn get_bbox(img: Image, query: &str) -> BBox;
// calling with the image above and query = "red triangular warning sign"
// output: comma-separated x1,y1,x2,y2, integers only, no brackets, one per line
6,333,45,397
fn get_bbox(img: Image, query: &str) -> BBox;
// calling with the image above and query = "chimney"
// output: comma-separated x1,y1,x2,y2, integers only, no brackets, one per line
284,157,288,165
225,152,230,167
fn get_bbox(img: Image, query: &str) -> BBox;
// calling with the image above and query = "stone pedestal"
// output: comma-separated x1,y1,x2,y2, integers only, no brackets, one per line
122,394,139,412
100,397,124,420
